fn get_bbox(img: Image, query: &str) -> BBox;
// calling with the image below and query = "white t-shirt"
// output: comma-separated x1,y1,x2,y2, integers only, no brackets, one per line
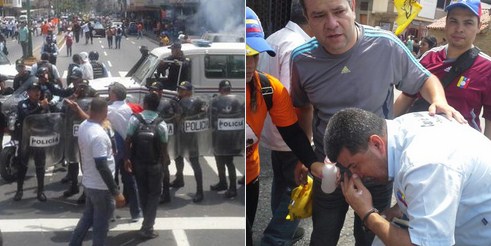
78,120,115,190
387,112,491,245
79,62,94,80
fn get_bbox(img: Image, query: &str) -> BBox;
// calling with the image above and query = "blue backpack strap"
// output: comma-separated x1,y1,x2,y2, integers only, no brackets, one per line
257,71,273,111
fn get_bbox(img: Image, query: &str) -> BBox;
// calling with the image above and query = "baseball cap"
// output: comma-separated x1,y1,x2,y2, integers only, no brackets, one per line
177,81,193,91
445,0,481,17
79,52,89,62
27,82,42,90
219,80,232,90
246,7,275,57
169,42,182,49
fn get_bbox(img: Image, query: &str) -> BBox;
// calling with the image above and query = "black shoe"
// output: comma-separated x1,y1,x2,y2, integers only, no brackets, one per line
170,179,184,188
224,189,237,198
292,227,305,243
60,175,70,184
63,186,79,197
159,193,171,204
76,193,86,204
138,229,159,239
193,192,204,203
13,190,23,201
37,192,47,202
238,176,245,185
210,182,227,191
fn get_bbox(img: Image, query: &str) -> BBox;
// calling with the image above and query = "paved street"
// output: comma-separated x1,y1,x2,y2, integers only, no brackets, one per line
0,32,245,246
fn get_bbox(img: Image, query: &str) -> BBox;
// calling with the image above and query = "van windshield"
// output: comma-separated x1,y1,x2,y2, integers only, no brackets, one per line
132,54,159,84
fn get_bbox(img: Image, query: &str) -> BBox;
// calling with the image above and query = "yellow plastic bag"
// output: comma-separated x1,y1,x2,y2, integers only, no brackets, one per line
286,176,313,221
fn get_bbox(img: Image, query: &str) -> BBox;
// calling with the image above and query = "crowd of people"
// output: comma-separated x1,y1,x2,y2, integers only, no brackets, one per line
247,0,491,245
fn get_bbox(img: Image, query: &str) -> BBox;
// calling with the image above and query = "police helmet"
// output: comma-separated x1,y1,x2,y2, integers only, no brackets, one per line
70,67,83,79
89,51,99,61
36,66,49,77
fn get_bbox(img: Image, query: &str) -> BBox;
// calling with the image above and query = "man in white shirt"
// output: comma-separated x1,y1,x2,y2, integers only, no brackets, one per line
107,83,141,222
256,0,313,244
79,51,94,80
69,98,125,246
324,108,491,246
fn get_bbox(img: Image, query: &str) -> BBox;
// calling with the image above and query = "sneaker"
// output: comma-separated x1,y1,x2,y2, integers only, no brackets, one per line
131,216,140,223
170,179,184,188
138,229,159,239
63,186,79,197
13,190,23,201
210,182,227,191
292,227,305,243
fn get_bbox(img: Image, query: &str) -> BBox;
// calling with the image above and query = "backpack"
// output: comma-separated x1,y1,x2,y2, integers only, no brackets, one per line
116,28,122,36
257,71,273,111
43,43,55,53
90,61,105,79
131,114,163,163
66,34,73,45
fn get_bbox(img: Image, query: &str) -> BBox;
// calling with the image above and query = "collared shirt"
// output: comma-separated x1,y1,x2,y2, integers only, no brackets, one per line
387,112,491,245
258,21,311,151
107,100,133,139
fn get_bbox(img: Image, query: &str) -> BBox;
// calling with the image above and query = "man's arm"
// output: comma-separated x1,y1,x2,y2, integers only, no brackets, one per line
296,105,313,141
393,93,416,117
418,74,466,123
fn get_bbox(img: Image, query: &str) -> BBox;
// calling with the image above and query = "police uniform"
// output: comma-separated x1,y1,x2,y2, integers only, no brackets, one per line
13,83,49,202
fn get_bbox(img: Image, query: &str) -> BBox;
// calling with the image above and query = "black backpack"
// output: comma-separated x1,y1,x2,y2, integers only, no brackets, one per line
131,114,163,163
90,61,105,79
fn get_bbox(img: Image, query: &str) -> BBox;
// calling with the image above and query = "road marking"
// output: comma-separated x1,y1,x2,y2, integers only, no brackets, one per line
104,51,108,57
173,229,190,246
0,217,245,232
203,156,243,177
107,60,112,67
118,71,127,77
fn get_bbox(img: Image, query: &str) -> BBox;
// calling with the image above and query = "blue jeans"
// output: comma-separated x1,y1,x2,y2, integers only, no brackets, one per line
114,133,141,219
309,150,392,246
69,187,115,246
261,151,300,246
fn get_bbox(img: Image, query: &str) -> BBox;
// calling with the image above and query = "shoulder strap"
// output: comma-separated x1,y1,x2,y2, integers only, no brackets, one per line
133,113,147,126
257,71,273,111
442,47,480,88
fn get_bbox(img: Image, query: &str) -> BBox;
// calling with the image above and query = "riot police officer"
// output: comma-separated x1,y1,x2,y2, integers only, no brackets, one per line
89,51,111,79
13,81,50,202
155,42,190,91
148,82,180,204
171,81,205,203
210,80,243,198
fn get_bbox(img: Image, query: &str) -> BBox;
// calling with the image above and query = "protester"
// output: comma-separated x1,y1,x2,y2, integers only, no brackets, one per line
395,0,491,139
245,7,324,246
324,107,491,246
290,0,465,245
69,98,125,246
125,93,170,239
256,0,313,243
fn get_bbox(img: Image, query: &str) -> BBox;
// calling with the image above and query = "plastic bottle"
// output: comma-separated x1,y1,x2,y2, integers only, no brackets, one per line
321,161,338,194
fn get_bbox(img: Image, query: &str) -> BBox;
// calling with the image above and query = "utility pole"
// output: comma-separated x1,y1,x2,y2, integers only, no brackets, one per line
27,0,33,58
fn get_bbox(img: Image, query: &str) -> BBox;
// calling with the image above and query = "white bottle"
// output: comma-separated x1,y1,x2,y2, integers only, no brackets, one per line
321,162,338,194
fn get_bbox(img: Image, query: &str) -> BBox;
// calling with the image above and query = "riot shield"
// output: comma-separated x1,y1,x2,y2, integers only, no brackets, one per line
210,94,245,156
158,97,180,159
21,112,65,167
64,98,92,163
177,95,211,157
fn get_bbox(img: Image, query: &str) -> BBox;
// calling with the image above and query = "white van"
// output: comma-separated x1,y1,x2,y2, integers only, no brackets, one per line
89,40,245,103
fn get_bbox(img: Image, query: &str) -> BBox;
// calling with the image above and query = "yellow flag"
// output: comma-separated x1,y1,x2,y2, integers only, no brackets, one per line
394,0,423,36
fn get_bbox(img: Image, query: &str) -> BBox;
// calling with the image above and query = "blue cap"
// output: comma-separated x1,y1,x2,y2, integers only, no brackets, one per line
246,7,275,57
445,0,482,17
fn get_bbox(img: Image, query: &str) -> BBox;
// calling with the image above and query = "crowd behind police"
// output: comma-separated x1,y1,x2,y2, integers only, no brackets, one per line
247,0,491,245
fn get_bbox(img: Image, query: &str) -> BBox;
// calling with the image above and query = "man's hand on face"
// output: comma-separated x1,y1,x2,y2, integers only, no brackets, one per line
340,173,374,219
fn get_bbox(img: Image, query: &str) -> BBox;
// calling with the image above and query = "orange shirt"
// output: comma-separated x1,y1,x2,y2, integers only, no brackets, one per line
246,71,298,184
